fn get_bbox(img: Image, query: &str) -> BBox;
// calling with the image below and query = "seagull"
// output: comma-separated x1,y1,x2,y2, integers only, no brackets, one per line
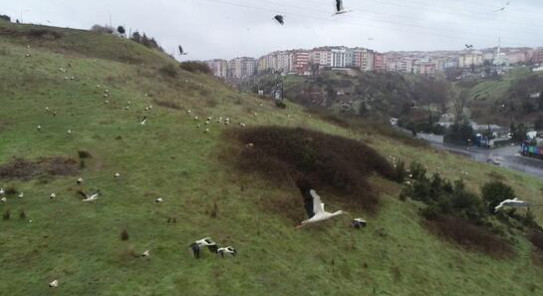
334,0,352,15
351,218,367,229
494,198,530,212
77,177,83,184
297,189,345,228
114,173,121,178
178,45,188,56
273,15,284,25
49,193,56,199
77,190,101,202
139,116,147,125
189,237,218,259
49,280,59,288
217,246,237,258
155,197,164,203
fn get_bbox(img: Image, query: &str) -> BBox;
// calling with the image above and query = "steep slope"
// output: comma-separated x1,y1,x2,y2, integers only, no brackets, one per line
0,21,543,295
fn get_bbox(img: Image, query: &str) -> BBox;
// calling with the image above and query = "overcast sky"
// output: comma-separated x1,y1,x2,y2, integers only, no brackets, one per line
2,0,542,60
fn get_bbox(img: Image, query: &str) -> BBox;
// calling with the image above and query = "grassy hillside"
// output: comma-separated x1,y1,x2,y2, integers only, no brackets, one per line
467,68,543,125
1,20,543,295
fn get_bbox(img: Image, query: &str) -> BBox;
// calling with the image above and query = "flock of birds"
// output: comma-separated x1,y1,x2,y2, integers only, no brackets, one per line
273,0,352,26
7,11,528,287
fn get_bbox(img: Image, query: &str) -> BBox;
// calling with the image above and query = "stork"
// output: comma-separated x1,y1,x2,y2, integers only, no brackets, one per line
178,45,188,56
77,190,101,202
273,15,284,25
296,185,345,228
189,237,218,258
334,0,352,15
351,218,367,229
139,116,147,126
217,246,237,258
494,198,530,212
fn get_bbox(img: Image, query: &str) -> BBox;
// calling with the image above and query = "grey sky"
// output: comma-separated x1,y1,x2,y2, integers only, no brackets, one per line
2,0,542,60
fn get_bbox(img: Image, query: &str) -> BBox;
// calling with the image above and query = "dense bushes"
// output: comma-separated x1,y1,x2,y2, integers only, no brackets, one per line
426,216,514,258
481,181,516,214
401,165,541,257
229,126,396,211
180,61,211,74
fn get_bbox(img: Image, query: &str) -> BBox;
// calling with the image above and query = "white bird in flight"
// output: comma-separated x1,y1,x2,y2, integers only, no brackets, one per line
217,246,237,258
494,197,530,212
297,189,345,228
77,190,101,202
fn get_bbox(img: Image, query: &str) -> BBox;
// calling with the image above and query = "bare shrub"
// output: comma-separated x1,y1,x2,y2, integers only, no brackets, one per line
426,216,514,259
224,126,395,212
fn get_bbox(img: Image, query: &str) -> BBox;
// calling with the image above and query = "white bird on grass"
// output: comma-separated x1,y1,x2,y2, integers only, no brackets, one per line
49,193,56,199
49,279,58,288
217,246,237,258
139,116,147,125
18,192,24,198
0,188,4,195
77,177,83,184
297,189,345,228
77,190,101,202
0,197,6,203
114,173,121,178
189,237,218,259
155,197,164,203
141,250,150,257
494,198,530,212
351,218,367,229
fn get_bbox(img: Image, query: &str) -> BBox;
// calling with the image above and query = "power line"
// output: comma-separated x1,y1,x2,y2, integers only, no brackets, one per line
200,0,538,46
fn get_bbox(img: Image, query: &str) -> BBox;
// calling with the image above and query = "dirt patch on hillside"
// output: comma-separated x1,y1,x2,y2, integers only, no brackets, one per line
425,216,514,259
223,126,396,213
0,156,79,181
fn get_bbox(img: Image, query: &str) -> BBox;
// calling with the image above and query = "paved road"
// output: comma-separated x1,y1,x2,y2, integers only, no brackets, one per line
417,133,543,179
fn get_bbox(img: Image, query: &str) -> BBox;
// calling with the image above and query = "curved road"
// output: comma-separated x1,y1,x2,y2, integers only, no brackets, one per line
417,133,543,179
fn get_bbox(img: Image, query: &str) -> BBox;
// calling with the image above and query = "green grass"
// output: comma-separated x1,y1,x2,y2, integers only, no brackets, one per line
1,21,543,295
